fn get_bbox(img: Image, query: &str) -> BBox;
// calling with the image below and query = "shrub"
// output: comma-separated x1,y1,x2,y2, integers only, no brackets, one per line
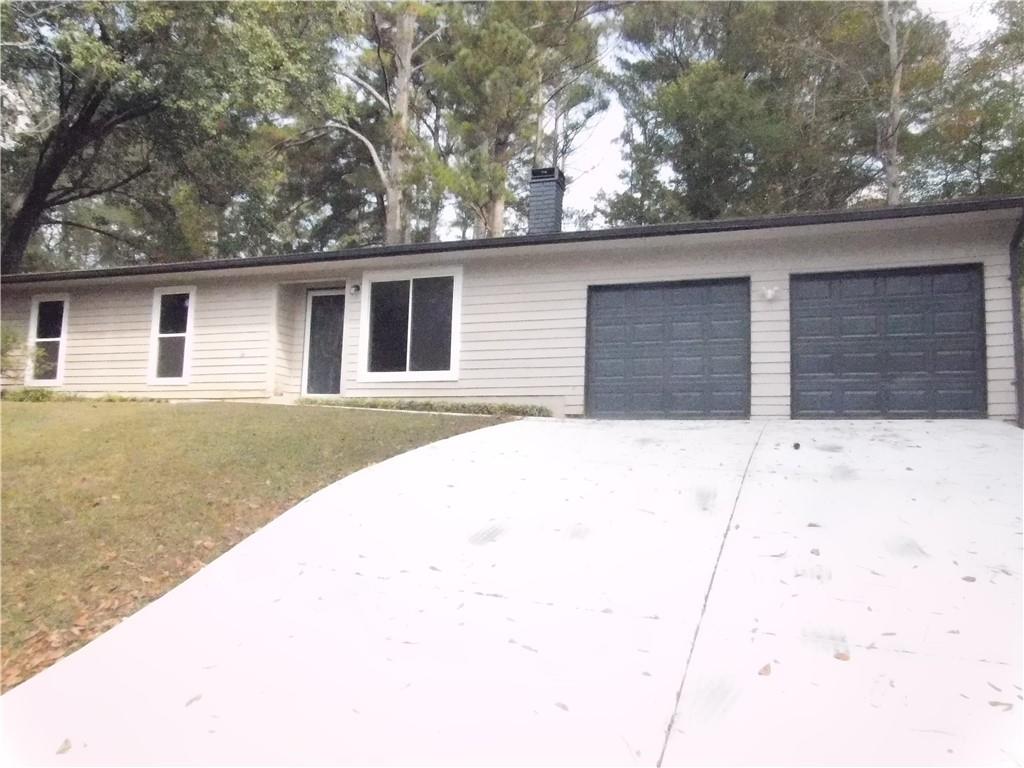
1,388,66,402
0,390,165,403
300,397,551,417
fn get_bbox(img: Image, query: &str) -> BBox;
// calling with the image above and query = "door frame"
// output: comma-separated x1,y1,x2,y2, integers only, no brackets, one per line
301,287,347,397
584,277,752,419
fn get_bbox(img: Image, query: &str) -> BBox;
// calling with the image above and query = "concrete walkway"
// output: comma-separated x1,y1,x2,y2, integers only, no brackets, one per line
3,419,1021,766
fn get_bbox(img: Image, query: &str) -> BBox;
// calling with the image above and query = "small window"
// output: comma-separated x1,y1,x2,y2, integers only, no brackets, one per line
27,296,68,384
149,287,195,382
366,273,456,376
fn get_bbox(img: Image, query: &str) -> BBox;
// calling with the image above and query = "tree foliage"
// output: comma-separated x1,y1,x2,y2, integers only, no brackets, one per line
0,0,1019,273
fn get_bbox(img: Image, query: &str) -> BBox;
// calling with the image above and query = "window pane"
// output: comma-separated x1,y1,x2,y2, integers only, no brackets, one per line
159,293,190,334
36,301,64,339
409,276,454,372
34,340,60,380
156,336,186,378
369,280,410,372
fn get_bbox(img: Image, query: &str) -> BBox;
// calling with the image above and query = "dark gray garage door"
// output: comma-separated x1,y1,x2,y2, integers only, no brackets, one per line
791,264,987,418
586,279,750,418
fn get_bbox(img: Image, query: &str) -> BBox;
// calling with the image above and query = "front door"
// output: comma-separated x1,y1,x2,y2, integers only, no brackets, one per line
304,290,346,395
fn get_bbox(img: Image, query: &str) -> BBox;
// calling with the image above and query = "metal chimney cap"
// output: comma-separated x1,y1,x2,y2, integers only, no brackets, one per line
530,167,566,186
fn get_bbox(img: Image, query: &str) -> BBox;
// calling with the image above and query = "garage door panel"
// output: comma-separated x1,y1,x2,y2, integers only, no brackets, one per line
885,274,926,296
590,358,626,378
791,265,986,418
790,278,831,300
840,315,882,337
670,356,705,375
934,310,975,334
839,275,881,298
710,354,746,375
935,350,980,373
793,351,834,375
887,313,927,335
933,270,979,294
843,388,885,414
709,318,746,339
587,279,750,418
887,387,929,413
888,350,928,373
590,324,627,344
841,351,883,374
669,321,703,341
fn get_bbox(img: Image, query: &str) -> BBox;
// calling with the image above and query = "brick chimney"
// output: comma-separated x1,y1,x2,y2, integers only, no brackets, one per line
528,167,566,235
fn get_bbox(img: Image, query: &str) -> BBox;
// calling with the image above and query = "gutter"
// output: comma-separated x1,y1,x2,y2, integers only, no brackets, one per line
3,195,1022,285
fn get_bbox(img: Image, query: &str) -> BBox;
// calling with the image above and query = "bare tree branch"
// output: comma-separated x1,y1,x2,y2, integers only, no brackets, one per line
327,119,388,189
371,11,393,113
40,216,146,250
411,26,443,57
340,71,392,112
46,161,151,207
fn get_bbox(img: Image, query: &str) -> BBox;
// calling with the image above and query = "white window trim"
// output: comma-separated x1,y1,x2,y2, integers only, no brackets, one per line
358,265,462,383
301,288,346,397
25,293,70,386
147,286,196,385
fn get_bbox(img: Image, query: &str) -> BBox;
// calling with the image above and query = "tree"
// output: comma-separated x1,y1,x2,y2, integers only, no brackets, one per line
286,2,444,246
906,0,1024,198
0,1,349,273
437,1,607,237
830,0,948,205
600,1,952,223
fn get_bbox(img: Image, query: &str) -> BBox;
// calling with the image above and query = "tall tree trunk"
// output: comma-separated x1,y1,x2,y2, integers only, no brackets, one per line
480,139,510,236
881,0,904,206
426,196,442,242
383,7,416,245
484,194,504,237
532,79,545,166
426,103,445,242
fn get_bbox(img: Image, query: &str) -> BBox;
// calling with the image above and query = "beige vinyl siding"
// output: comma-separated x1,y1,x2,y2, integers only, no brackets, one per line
338,214,1017,419
2,279,274,399
1,209,1017,419
274,285,306,397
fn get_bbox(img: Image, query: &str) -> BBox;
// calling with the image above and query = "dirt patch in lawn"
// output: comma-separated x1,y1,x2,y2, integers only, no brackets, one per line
1,401,505,691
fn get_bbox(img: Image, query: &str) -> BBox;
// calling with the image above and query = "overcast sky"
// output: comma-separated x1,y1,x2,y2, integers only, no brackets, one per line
559,0,998,227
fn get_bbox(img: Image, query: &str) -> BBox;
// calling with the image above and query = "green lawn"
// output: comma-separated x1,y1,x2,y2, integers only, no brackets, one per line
1,401,504,691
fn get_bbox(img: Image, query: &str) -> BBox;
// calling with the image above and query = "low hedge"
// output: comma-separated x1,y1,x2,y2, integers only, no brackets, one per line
300,397,551,417
1,389,164,403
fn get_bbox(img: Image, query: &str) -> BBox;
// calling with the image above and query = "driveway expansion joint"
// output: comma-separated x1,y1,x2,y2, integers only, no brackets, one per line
656,421,769,767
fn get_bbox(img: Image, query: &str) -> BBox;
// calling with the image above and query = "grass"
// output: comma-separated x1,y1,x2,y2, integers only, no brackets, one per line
0,401,505,691
301,397,552,417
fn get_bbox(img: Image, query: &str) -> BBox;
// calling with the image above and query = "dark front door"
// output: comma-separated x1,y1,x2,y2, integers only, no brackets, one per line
305,291,345,395
585,278,751,418
790,264,987,418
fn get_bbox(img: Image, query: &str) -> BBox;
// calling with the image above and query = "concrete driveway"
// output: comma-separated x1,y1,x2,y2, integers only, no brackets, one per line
3,419,1021,766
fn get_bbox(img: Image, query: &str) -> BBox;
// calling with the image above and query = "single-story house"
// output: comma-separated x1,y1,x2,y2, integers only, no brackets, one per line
2,171,1022,422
